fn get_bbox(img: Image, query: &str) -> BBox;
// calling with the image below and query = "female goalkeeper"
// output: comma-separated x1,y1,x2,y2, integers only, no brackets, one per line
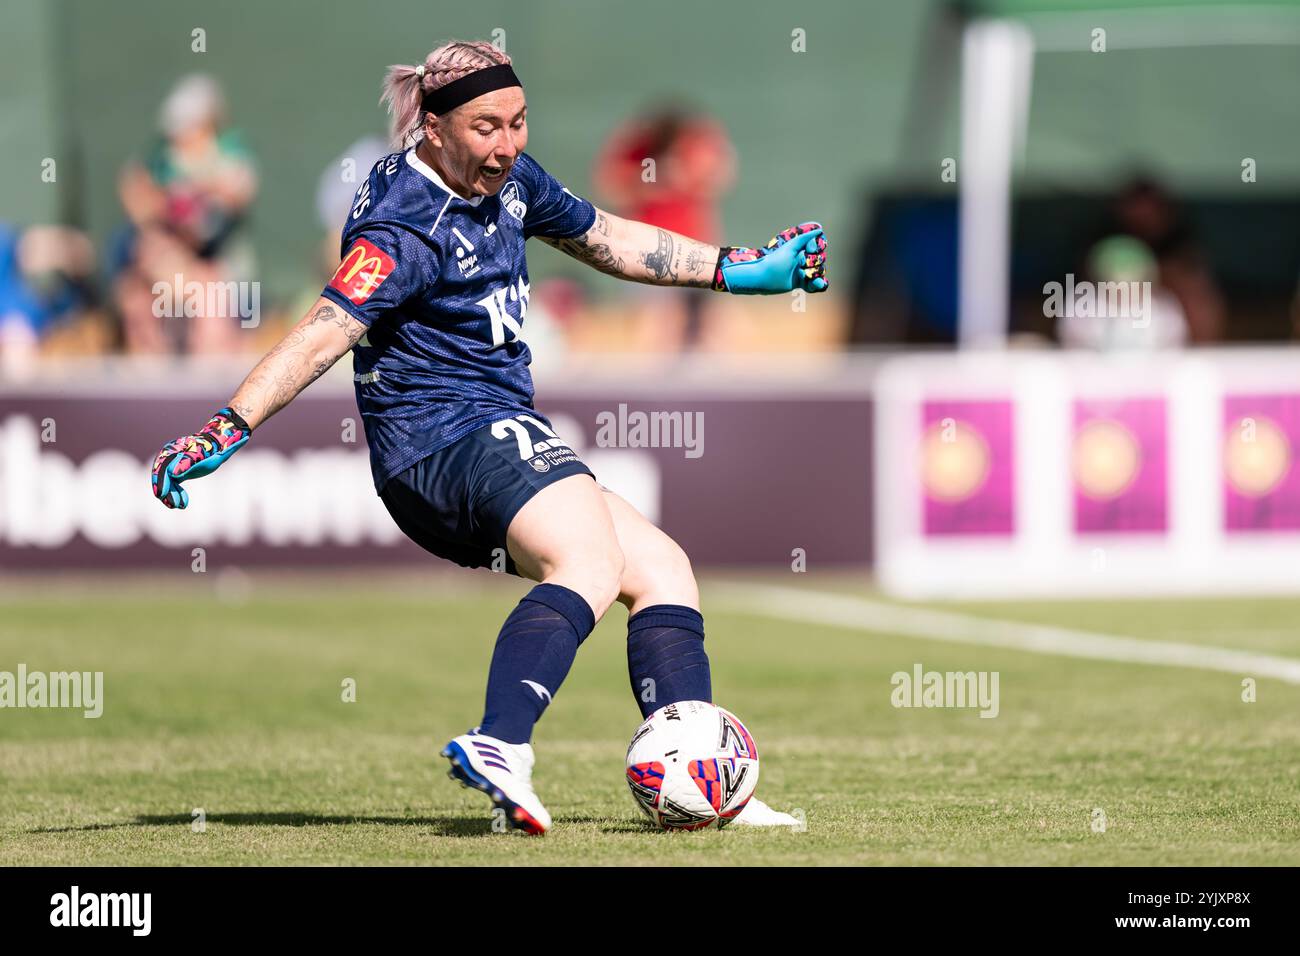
150,40,828,834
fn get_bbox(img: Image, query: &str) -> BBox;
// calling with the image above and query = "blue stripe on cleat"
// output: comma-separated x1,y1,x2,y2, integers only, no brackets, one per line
441,740,545,835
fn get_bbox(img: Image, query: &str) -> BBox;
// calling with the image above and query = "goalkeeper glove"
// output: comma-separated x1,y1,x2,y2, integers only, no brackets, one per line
150,407,251,510
712,222,828,295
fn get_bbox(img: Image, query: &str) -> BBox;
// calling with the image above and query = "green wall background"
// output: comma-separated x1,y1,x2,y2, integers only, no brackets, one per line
1,0,1296,303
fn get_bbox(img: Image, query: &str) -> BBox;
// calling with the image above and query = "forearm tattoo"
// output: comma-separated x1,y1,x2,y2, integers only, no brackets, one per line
229,302,365,427
542,213,627,277
641,229,676,283
642,227,715,287
541,211,717,288
305,302,367,343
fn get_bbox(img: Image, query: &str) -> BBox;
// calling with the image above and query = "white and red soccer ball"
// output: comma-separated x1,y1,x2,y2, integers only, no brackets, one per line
625,700,760,830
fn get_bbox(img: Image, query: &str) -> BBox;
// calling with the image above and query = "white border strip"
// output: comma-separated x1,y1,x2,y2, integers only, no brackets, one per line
711,583,1300,685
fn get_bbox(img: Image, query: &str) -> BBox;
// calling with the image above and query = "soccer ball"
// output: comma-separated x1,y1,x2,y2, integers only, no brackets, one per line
625,700,760,830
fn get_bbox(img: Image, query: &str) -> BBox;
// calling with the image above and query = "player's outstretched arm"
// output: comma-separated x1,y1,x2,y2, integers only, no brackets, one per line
540,209,718,288
149,298,366,510
226,298,366,429
539,208,828,294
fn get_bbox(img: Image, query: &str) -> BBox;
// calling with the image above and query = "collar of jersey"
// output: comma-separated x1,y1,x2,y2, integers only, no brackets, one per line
406,148,484,207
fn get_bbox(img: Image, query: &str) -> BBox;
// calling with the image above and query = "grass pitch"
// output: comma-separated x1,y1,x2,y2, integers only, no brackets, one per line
1,571,1297,866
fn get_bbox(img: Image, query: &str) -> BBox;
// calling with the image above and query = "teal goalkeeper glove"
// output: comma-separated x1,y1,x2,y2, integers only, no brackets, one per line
150,407,251,509
712,222,828,295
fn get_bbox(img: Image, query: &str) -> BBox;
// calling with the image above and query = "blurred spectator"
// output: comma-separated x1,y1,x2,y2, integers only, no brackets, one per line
1058,235,1188,350
112,74,258,355
1090,176,1225,344
295,135,388,318
316,136,389,236
593,103,735,351
0,224,100,376
525,277,588,375
276,136,390,361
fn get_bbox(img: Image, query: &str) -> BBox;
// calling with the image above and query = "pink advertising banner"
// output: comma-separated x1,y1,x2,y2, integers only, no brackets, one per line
1223,394,1300,531
1072,398,1167,534
921,400,1014,536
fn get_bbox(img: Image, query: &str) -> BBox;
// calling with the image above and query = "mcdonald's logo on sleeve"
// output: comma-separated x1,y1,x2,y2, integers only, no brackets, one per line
329,238,397,305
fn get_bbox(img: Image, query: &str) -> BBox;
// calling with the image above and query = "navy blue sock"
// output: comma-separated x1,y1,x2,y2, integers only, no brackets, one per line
627,604,712,718
478,584,596,744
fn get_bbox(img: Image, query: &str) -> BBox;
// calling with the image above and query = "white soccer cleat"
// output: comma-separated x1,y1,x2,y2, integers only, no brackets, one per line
441,731,552,835
731,795,801,827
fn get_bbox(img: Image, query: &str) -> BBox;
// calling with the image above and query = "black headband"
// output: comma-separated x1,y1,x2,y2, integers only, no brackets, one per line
421,64,523,116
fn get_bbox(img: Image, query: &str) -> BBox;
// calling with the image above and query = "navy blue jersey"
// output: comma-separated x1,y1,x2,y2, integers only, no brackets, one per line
320,148,596,491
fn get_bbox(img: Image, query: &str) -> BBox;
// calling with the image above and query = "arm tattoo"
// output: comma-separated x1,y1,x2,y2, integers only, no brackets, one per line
640,229,676,283
541,227,627,277
265,329,307,358
685,245,708,275
305,302,354,334
584,242,624,273
227,301,366,428
540,212,716,287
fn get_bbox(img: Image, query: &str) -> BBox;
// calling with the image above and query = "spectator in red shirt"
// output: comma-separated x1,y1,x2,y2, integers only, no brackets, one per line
594,104,736,350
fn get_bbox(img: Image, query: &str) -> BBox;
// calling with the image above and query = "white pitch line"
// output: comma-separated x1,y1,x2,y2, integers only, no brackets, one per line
709,584,1300,685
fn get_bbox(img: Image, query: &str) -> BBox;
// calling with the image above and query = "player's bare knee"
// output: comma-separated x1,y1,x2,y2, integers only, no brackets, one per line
558,543,624,620
619,537,698,609
658,539,697,599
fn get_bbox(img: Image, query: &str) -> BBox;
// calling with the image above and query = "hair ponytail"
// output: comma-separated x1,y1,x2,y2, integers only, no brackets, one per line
380,64,427,149
380,41,513,149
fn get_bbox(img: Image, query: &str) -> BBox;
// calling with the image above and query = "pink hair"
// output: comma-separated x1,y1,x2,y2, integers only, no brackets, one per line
381,40,513,148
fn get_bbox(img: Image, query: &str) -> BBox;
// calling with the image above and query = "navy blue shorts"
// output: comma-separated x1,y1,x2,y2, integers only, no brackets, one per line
379,412,595,575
